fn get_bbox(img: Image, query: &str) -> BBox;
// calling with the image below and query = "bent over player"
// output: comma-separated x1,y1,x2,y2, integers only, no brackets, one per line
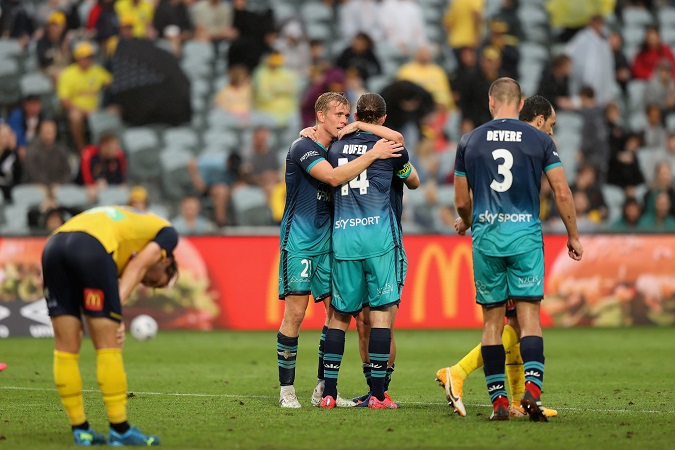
453,79,582,421
42,206,178,445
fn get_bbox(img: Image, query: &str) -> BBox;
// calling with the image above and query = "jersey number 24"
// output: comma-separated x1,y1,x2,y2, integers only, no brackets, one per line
338,158,369,195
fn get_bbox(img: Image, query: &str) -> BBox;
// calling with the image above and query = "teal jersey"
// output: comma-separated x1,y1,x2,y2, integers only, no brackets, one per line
279,137,333,256
454,119,562,256
328,132,412,260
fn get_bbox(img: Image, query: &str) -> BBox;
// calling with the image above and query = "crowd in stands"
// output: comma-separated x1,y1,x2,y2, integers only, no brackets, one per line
1,0,675,235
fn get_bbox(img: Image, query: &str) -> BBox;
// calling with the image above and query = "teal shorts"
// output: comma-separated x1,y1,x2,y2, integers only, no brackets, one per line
331,248,405,315
472,248,544,306
278,252,331,302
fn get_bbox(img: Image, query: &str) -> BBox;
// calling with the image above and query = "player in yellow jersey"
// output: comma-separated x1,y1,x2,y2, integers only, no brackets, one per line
436,96,564,419
42,206,178,446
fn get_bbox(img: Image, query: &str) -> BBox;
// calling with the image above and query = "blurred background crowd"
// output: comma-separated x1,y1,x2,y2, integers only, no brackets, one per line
1,0,675,235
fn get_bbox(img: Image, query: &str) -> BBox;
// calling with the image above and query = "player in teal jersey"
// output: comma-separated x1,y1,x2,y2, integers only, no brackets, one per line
352,137,420,407
318,93,419,409
277,92,405,408
437,95,562,419
453,78,583,421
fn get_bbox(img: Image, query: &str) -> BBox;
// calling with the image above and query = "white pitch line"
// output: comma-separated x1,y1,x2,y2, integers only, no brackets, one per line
1,386,672,414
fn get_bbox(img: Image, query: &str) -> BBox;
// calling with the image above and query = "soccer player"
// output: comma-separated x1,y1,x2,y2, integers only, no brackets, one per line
436,95,562,418
319,92,419,409
42,206,178,445
277,92,404,409
452,79,583,421
352,137,420,406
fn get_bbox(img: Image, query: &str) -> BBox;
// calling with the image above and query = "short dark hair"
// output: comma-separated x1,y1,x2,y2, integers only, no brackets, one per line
519,95,553,123
579,85,595,99
488,77,521,105
356,92,386,124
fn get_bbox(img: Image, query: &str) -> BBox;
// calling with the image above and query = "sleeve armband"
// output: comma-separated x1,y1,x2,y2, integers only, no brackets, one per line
396,162,412,179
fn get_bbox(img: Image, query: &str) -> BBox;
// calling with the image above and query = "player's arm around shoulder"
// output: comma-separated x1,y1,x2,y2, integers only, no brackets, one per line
338,121,405,144
309,139,403,187
545,166,583,261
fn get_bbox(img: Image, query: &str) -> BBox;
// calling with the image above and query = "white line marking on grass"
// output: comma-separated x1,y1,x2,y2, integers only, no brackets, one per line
2,387,672,414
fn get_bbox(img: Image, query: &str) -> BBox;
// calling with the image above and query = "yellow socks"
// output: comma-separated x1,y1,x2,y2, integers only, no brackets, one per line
502,324,519,350
506,343,525,404
54,350,86,426
456,343,481,379
456,323,521,378
96,348,128,425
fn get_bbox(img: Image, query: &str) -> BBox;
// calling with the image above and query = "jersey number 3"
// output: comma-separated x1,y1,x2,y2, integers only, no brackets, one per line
490,149,513,192
338,158,369,195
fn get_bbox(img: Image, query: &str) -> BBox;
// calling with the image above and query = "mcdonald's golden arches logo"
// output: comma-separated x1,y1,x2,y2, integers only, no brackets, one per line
411,242,478,323
84,288,104,311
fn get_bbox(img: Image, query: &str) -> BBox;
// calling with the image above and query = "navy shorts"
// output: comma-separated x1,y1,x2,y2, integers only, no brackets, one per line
42,232,123,322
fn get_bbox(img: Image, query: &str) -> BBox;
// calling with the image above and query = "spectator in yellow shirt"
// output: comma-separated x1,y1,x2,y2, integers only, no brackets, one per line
443,0,485,59
115,0,155,38
252,52,299,126
57,41,112,151
396,46,455,112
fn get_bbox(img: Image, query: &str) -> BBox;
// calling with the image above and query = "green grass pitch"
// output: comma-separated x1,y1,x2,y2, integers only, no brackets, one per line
1,327,674,449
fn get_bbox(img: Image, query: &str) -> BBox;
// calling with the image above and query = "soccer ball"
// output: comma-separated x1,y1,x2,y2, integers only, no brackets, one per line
130,315,158,341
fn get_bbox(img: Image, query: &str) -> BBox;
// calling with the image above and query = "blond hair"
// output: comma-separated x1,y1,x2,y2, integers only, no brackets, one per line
314,91,350,115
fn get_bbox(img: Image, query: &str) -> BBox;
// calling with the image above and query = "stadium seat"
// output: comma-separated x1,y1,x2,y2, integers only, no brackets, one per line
436,185,455,206
659,7,675,28
202,130,238,153
622,26,646,48
182,40,215,64
123,127,162,181
629,111,647,132
163,127,199,153
661,26,675,47
601,184,626,223
666,112,675,132
637,147,659,183
306,22,331,41
207,109,247,130
627,79,646,113
270,2,297,22
519,42,549,63
160,148,195,201
191,78,210,99
231,185,273,226
88,111,124,144
622,7,654,27
2,203,29,235
20,72,52,97
300,2,333,24
11,184,47,207
0,58,21,106
97,185,130,206
0,39,23,59
555,111,583,133
54,184,90,208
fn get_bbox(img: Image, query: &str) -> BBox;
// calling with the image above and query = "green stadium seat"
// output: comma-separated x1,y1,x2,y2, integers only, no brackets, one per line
97,185,130,206
160,148,195,201
123,127,162,181
54,184,90,207
231,185,273,226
